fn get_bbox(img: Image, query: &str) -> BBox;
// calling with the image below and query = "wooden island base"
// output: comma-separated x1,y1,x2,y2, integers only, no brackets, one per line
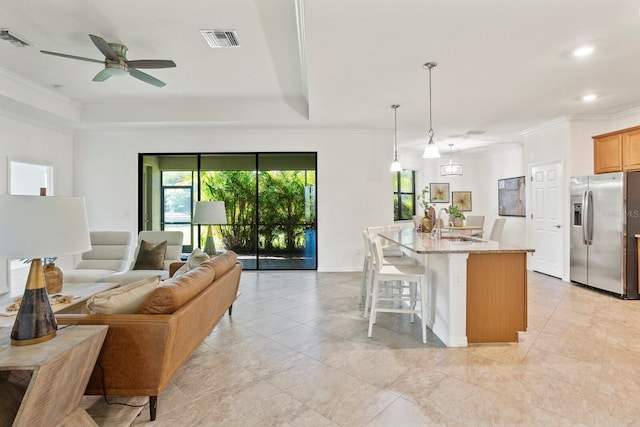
466,252,527,343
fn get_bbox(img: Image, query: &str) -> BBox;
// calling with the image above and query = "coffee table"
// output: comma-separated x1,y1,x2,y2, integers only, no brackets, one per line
0,282,120,329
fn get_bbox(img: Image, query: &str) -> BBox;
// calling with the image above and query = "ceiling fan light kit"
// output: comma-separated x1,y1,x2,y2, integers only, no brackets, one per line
40,34,176,87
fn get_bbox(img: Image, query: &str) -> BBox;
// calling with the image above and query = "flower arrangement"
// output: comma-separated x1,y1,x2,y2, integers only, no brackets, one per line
417,187,433,212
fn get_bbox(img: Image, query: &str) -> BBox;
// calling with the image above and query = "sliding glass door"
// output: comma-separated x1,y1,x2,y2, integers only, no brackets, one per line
256,153,316,269
139,152,317,270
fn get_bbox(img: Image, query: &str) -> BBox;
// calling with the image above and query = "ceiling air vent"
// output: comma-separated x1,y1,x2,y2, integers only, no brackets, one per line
200,30,239,48
0,29,32,47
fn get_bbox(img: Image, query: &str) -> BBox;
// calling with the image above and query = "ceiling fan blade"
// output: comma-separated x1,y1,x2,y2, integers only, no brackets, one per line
126,59,176,69
89,34,119,61
130,69,166,87
92,69,112,82
40,50,104,64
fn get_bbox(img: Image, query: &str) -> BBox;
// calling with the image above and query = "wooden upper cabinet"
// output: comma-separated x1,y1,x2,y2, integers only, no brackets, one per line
594,133,623,174
623,128,640,170
594,125,640,174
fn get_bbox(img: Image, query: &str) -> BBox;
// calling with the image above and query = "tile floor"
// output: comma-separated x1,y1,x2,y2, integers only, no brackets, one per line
131,270,640,426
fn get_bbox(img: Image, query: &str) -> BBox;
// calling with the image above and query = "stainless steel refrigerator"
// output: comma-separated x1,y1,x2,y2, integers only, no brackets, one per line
570,171,640,299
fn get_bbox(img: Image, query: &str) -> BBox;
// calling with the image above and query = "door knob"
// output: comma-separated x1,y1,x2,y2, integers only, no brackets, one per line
554,225,561,228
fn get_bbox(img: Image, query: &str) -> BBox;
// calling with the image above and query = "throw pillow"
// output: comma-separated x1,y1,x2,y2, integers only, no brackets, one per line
133,240,167,270
173,247,210,277
86,275,161,314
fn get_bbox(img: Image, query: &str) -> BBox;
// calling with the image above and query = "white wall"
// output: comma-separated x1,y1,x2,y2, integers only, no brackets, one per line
0,112,75,292
74,128,394,272
421,144,525,246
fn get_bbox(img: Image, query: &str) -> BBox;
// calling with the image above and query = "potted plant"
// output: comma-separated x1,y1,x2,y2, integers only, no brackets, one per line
448,205,466,227
417,187,436,231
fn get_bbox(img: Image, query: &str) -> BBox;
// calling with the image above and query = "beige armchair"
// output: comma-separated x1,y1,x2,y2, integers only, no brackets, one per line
100,231,184,285
64,231,132,283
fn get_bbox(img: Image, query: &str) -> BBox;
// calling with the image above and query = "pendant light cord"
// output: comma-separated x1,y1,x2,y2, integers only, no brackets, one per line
393,105,398,158
428,66,433,137
424,62,437,142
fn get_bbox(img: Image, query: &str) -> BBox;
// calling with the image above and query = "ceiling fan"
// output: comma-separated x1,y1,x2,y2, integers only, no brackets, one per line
40,34,176,87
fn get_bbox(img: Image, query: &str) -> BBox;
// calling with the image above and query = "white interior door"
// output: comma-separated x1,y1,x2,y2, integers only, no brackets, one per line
531,161,563,278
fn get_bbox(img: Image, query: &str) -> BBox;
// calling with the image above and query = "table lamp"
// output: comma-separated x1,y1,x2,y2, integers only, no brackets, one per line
0,195,91,346
192,201,227,256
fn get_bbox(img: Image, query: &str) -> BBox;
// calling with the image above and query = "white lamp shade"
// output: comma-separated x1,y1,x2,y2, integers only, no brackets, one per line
423,143,441,158
0,195,91,259
390,160,402,172
192,201,227,225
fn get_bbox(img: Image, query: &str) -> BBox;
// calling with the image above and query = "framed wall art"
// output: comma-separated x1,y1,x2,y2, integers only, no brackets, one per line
429,183,450,203
452,191,472,212
498,176,526,217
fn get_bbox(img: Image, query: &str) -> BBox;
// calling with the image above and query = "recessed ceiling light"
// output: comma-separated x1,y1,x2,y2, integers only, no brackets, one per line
573,46,594,57
582,94,597,102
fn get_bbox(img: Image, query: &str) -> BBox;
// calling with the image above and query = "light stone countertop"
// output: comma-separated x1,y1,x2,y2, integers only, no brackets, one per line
379,228,535,255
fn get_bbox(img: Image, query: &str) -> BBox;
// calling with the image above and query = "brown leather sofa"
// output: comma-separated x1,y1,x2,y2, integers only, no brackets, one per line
57,251,242,421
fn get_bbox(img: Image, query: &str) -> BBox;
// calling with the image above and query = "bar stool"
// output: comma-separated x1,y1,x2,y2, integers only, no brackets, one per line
360,226,408,306
361,231,414,318
367,236,429,344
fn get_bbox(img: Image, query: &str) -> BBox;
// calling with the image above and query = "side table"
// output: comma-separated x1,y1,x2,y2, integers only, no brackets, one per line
0,325,108,426
0,282,120,328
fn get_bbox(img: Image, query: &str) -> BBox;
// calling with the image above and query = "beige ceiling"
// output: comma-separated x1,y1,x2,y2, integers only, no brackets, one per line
2,0,640,153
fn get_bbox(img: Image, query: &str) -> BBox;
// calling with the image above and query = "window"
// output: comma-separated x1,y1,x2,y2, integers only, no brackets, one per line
393,170,415,221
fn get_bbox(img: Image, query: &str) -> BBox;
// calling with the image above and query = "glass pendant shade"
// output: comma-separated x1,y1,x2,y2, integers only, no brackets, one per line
440,163,463,176
390,104,402,172
423,138,441,158
440,144,463,176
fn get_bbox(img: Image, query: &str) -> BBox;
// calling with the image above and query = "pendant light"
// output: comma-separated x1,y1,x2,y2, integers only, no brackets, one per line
422,62,440,158
390,104,402,172
440,143,463,176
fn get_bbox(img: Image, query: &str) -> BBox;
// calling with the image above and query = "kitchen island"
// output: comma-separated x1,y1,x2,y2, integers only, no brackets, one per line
379,229,534,347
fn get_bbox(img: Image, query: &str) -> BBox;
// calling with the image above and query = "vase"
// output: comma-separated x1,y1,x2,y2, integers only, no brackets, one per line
453,218,463,227
421,216,433,232
43,263,63,294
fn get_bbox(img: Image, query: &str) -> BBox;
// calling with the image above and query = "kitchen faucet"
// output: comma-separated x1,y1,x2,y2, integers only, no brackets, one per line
436,208,449,240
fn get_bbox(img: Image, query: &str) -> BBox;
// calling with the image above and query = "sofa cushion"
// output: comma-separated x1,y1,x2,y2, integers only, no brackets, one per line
139,262,215,314
173,247,210,277
207,250,238,277
86,275,160,314
133,240,167,270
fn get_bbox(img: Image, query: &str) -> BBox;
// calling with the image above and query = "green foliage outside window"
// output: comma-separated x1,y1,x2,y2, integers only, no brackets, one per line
200,170,315,254
393,170,416,221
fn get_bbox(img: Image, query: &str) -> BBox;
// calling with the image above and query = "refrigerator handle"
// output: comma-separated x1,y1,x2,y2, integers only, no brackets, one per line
586,190,594,245
582,190,589,244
